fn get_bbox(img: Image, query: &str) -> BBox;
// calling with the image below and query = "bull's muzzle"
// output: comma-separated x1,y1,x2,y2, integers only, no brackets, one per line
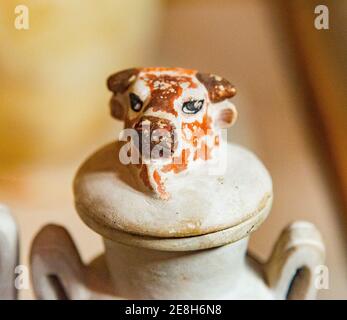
134,116,177,160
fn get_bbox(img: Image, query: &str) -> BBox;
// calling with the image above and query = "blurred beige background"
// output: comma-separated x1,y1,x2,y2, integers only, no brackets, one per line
0,0,346,299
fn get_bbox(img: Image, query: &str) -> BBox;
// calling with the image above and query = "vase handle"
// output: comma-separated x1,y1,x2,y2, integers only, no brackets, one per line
30,224,119,299
0,204,19,300
264,221,325,300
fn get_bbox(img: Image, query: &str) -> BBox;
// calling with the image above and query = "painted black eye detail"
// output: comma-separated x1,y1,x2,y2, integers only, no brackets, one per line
182,99,204,114
129,93,143,112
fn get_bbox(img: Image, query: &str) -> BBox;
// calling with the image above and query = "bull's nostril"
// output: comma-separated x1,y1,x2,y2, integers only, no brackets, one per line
134,116,177,160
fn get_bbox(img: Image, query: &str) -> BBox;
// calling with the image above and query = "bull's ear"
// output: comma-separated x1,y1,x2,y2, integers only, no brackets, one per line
196,72,236,103
214,101,238,129
107,68,139,121
109,96,126,120
107,68,139,94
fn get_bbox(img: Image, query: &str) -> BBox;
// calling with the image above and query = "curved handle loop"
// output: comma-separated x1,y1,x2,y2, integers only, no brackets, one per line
30,224,118,300
264,221,325,300
0,204,19,300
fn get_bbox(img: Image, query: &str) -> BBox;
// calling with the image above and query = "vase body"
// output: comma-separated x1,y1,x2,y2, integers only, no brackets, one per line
103,237,273,299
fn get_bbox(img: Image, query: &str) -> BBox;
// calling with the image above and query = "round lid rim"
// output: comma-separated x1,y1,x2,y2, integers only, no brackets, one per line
77,194,272,251
74,142,273,239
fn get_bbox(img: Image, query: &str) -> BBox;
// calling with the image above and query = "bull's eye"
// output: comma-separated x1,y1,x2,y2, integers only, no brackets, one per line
182,99,204,114
129,93,143,112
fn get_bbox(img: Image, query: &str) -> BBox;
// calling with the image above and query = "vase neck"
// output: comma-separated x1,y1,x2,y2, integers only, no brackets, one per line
104,237,250,299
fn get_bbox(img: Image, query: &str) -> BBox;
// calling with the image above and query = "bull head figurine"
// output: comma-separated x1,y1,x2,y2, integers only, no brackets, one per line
107,67,237,199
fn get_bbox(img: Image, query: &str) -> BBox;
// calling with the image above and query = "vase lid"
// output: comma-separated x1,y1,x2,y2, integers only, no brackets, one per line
73,141,273,248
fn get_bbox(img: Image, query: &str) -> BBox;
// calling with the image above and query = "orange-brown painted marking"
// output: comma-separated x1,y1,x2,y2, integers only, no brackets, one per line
153,169,167,197
141,74,197,117
194,141,212,161
182,114,213,147
161,149,191,174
